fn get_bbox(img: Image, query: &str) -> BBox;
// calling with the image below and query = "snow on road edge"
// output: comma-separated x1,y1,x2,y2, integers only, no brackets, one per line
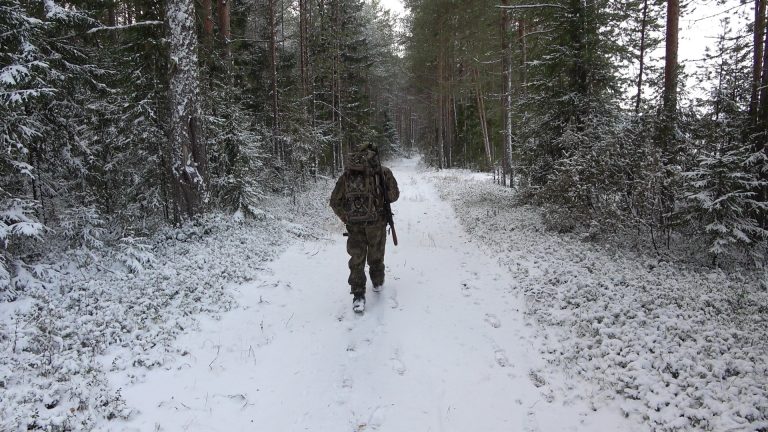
429,168,768,432
0,178,339,431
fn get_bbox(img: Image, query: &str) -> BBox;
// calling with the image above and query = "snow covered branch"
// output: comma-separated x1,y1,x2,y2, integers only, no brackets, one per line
86,21,163,34
495,4,567,10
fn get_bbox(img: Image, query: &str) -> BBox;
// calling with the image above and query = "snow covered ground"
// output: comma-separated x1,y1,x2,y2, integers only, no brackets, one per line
431,168,768,431
102,157,643,431
0,178,338,431
3,157,765,431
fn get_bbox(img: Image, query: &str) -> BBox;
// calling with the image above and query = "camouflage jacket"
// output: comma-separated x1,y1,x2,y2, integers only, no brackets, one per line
329,166,399,224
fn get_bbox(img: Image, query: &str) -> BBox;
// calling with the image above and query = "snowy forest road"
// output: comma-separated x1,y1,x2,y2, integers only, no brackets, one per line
112,158,643,432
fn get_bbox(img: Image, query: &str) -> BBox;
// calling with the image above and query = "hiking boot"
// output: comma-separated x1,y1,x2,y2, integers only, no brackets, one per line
352,294,366,313
372,284,383,293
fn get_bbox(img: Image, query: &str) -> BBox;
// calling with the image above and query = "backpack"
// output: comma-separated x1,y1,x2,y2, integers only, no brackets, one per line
343,151,381,223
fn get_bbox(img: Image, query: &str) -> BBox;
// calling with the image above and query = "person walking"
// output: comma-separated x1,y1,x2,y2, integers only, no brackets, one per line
329,143,399,313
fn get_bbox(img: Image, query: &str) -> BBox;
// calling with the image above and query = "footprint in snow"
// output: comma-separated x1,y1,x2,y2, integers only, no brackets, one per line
354,406,386,431
460,282,473,297
391,357,406,375
341,376,353,389
336,376,353,406
388,292,399,309
390,350,406,375
524,409,542,432
494,349,510,368
484,314,501,328
346,342,357,355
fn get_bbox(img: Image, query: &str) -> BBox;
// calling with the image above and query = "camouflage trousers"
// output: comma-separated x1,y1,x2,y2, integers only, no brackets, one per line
346,223,387,295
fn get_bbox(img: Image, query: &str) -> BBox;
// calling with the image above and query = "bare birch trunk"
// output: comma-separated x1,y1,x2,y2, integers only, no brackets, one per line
437,46,445,169
473,67,492,168
518,20,526,86
500,0,512,187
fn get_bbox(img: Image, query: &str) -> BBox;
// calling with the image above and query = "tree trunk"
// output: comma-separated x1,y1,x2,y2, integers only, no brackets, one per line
217,0,231,60
269,0,280,160
447,98,452,168
500,0,513,187
166,0,206,220
758,3,768,227
333,0,344,168
572,0,588,127
410,112,416,153
444,93,451,168
657,0,680,236
751,0,766,122
201,0,213,41
299,0,310,104
635,0,649,115
451,96,458,168
473,67,492,168
518,19,527,86
437,43,445,169
126,2,133,25
758,1,768,128
107,5,116,26
463,107,468,168
662,0,679,116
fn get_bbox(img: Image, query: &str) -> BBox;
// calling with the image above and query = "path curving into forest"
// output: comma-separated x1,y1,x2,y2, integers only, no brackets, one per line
113,158,644,432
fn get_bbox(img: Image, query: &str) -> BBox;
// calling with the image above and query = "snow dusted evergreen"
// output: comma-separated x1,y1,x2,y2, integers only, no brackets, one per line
683,22,768,262
1,0,101,300
686,147,768,259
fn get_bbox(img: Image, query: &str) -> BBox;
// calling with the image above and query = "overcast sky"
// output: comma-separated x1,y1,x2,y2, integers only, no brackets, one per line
379,0,406,17
681,1,750,64
376,0,750,50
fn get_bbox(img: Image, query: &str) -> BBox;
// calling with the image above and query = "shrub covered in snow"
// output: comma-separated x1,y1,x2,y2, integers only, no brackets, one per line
0,199,47,302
